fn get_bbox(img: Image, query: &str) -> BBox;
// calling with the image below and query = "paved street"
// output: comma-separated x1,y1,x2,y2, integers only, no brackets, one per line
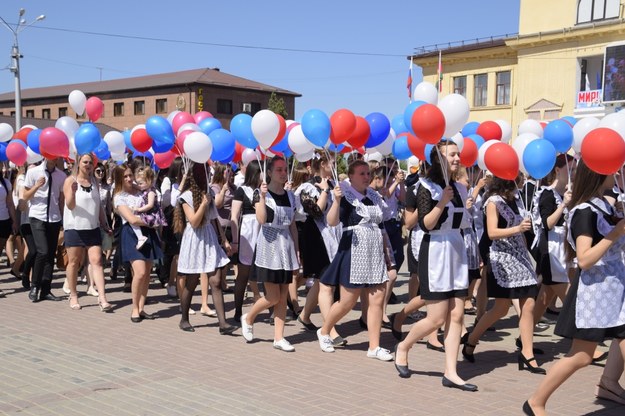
0,262,623,416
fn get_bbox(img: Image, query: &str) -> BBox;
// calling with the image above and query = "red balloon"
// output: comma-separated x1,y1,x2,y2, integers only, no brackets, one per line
484,142,519,180
459,137,479,167
85,97,104,122
330,109,357,145
476,121,502,141
581,127,625,175
39,127,69,158
13,127,32,143
233,142,244,163
411,104,446,144
6,141,27,165
172,112,195,137
405,133,426,160
347,116,370,148
154,150,177,169
131,128,152,153
271,114,287,148
193,111,213,124
174,129,194,155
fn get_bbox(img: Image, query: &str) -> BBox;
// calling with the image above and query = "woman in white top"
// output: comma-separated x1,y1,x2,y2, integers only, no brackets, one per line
63,154,112,311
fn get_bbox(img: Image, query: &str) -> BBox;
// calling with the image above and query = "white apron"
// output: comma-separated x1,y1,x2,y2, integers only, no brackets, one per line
532,187,569,283
568,198,625,329
238,186,261,266
254,191,299,271
420,179,469,293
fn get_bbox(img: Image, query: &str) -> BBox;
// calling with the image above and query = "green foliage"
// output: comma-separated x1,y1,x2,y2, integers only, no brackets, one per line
268,91,288,118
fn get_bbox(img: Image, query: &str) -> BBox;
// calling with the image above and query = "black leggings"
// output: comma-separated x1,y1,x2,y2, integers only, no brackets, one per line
20,223,36,279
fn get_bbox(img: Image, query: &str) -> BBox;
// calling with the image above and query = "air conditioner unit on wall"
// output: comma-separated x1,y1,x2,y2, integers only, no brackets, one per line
242,103,252,113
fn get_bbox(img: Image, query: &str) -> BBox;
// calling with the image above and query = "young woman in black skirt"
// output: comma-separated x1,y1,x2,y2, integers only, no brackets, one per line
524,160,625,415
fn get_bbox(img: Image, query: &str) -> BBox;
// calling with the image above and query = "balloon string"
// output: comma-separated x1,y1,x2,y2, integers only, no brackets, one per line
384,159,398,189
564,154,572,190
322,148,338,185
204,163,210,194
434,146,449,186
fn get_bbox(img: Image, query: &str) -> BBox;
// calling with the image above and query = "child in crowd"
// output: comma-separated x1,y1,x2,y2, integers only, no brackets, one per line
132,167,166,249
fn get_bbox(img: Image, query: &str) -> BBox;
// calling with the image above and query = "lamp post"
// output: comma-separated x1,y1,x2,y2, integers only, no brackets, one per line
0,8,45,131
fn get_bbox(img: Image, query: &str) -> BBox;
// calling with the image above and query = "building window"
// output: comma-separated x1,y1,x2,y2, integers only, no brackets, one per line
496,71,511,105
42,109,51,119
10,111,15,117
134,101,145,116
251,102,262,115
453,76,467,97
577,0,620,24
59,107,68,117
156,99,167,114
217,99,233,115
26,109,34,118
114,102,124,117
473,74,488,107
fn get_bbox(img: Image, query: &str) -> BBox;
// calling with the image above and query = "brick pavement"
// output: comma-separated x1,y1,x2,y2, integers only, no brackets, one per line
0,262,623,416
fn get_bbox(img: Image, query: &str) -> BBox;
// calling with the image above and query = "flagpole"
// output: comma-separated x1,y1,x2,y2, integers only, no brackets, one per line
437,50,443,93
407,58,413,103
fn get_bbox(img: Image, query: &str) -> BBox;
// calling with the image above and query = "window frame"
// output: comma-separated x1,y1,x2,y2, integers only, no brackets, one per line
495,71,511,105
113,102,124,117
473,73,488,107
156,98,167,114
134,100,145,116
453,76,467,97
217,98,233,115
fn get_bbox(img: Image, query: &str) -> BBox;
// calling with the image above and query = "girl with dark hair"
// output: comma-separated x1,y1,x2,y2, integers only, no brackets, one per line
524,161,625,415
316,160,392,360
463,174,544,375
172,163,235,334
230,160,262,322
240,157,300,352
394,142,474,389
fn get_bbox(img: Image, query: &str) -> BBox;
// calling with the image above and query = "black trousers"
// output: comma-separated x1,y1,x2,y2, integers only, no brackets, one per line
29,218,61,293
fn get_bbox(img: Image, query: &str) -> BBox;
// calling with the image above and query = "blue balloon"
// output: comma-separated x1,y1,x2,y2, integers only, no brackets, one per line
424,144,435,165
365,112,391,148
132,150,153,160
270,134,289,153
0,143,7,161
123,130,137,153
327,143,344,152
461,121,480,137
391,114,409,135
403,101,425,134
75,122,102,155
218,149,235,164
523,139,557,179
301,109,331,147
27,129,42,154
94,140,110,160
392,135,412,160
467,134,485,150
231,114,258,149
561,116,577,126
282,147,293,158
146,116,175,149
199,117,222,136
209,128,236,162
543,120,573,153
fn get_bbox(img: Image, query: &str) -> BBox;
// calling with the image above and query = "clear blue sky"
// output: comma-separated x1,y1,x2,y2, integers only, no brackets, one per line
0,0,519,121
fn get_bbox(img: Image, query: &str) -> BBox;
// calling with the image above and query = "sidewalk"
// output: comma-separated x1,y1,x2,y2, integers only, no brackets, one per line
0,264,622,415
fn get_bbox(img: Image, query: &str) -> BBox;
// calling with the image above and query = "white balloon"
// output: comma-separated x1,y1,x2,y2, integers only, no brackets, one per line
598,112,625,141
288,125,314,154
242,148,261,166
21,124,38,131
374,128,396,155
518,119,543,137
177,123,201,136
55,117,80,140
450,132,464,152
572,117,600,153
103,131,126,155
495,120,513,143
251,109,279,149
68,138,77,161
438,94,470,137
26,147,43,164
295,149,315,162
183,131,213,164
413,82,438,105
365,151,383,163
0,123,14,142
511,133,540,174
68,90,87,116
111,151,127,162
477,140,498,171
167,111,181,125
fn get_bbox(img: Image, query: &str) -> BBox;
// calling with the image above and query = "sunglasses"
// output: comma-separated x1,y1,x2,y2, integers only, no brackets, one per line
95,169,103,174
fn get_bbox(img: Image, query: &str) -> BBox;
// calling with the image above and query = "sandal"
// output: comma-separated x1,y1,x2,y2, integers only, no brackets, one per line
69,295,82,310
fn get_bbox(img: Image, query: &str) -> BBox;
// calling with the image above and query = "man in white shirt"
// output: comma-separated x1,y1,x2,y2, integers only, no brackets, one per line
23,158,66,302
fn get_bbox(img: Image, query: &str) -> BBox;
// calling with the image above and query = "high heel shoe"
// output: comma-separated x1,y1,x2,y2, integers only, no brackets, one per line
518,353,546,374
522,400,535,415
460,333,476,363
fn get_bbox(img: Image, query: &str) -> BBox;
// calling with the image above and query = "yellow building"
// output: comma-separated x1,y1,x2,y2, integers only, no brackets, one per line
410,0,625,133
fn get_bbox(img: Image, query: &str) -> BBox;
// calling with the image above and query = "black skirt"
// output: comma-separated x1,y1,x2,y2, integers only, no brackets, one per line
64,228,102,248
486,267,539,299
406,233,419,274
300,217,330,277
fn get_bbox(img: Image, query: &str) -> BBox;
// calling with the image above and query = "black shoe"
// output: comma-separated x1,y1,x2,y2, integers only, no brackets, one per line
332,336,347,347
28,287,40,302
297,316,319,331
130,316,142,323
522,401,535,416
358,317,368,330
381,320,392,330
21,275,30,290
460,333,476,363
545,307,560,316
39,292,61,301
139,312,157,320
518,353,546,374
394,344,410,378
179,322,195,332
515,338,545,355
388,291,399,305
442,376,477,392
426,341,445,353
592,351,609,364
9,269,20,279
219,325,237,335
389,313,403,341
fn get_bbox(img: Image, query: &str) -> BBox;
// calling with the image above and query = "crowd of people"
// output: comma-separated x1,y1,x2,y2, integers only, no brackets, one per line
0,144,624,416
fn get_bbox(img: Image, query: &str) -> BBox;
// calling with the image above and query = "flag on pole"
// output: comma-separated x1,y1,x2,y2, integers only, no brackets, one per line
585,73,591,91
436,50,443,93
407,60,413,101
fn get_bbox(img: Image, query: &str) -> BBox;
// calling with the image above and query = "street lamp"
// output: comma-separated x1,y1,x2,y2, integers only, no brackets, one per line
0,9,45,131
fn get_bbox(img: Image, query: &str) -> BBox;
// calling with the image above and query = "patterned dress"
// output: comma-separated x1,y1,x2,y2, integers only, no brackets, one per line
138,186,167,227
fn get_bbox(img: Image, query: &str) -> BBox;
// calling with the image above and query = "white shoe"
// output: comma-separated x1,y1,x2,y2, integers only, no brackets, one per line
136,236,148,250
367,346,393,361
86,286,99,297
317,329,335,353
166,285,177,298
273,338,295,352
241,313,254,342
62,279,71,294
189,308,196,315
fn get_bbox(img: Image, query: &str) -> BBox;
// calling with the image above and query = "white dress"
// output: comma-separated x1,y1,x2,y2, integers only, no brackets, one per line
177,190,230,274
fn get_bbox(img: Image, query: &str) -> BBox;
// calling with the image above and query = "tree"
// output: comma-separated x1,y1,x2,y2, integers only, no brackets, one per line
268,91,288,118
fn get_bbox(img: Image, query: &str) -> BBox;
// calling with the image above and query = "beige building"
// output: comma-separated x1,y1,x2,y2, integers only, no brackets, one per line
411,0,625,134
0,68,300,131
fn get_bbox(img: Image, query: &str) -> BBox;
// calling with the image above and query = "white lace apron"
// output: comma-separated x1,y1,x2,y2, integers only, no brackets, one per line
254,191,299,271
420,179,469,292
568,198,625,329
485,195,537,289
238,186,260,266
408,182,424,262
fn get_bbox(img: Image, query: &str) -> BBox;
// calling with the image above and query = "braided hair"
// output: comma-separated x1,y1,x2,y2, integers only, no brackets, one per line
173,163,208,234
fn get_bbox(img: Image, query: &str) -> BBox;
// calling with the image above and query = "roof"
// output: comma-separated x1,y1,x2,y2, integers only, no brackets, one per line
0,68,301,102
410,37,511,59
0,115,117,135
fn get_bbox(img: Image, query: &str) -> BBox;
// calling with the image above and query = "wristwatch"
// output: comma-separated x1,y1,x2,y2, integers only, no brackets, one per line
324,188,331,194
